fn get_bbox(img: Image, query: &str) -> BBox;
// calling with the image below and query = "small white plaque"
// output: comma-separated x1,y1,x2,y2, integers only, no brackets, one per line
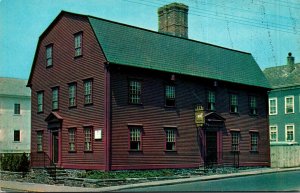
94,129,102,140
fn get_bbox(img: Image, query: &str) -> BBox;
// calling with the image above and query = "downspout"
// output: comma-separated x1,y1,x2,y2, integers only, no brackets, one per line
104,62,111,171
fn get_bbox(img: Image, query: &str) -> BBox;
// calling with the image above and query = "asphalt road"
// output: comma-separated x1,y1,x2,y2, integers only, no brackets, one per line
121,170,300,192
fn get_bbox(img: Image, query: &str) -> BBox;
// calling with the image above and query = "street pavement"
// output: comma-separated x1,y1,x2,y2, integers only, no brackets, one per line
123,170,300,192
1,167,300,192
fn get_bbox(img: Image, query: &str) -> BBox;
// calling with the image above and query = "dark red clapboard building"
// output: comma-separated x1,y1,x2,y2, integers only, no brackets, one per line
27,3,271,171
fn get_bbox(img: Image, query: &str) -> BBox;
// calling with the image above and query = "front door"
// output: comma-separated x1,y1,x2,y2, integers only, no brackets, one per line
52,132,59,164
206,131,218,164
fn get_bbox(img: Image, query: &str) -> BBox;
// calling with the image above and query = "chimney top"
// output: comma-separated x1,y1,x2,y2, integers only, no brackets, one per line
158,2,188,13
287,52,295,72
158,2,189,38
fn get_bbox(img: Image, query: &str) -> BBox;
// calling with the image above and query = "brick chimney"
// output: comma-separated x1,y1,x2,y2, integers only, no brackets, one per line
158,2,188,38
287,52,295,72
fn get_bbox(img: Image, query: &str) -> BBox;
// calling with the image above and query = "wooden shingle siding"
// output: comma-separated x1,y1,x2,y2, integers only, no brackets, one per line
110,66,270,169
30,13,107,169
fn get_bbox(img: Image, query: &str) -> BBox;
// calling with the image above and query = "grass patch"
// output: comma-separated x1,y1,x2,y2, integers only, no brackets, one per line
78,169,176,179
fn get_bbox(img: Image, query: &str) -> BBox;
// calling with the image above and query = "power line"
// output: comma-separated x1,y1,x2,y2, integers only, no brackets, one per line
155,0,300,20
254,0,300,10
124,0,299,34
187,7,299,33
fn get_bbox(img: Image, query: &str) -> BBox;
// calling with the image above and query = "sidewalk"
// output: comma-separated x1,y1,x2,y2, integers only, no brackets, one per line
1,167,300,192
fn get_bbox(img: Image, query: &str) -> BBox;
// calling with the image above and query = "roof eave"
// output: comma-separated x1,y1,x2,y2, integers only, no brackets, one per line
108,61,272,90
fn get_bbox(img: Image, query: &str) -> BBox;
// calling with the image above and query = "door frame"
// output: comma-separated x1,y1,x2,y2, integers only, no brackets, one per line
204,127,222,164
51,131,59,164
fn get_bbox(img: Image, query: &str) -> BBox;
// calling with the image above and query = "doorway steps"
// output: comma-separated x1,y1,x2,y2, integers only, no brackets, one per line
46,166,68,183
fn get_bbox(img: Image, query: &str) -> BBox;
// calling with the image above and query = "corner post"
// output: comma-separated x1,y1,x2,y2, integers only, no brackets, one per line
104,62,111,171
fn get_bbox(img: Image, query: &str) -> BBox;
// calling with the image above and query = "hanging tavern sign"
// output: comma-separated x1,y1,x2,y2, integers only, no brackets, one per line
195,104,205,127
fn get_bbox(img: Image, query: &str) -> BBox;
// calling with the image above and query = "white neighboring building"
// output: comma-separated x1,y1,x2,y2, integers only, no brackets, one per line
0,78,31,153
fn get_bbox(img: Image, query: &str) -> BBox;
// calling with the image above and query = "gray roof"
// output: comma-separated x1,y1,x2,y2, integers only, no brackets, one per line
0,78,31,97
263,63,300,89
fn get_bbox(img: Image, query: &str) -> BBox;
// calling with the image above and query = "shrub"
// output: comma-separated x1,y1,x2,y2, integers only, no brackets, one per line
0,153,30,175
78,169,177,179
19,152,30,176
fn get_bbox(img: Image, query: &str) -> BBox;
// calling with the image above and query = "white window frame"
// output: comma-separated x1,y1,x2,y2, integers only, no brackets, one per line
74,32,82,57
129,80,142,104
269,98,277,115
84,127,92,151
52,87,59,110
129,127,142,151
165,85,176,107
68,128,76,152
37,91,44,113
37,131,43,152
269,125,278,142
46,45,53,67
285,96,294,114
207,90,216,111
250,132,258,152
165,128,177,151
68,83,77,107
231,131,240,152
285,124,295,142
230,94,238,113
84,79,92,105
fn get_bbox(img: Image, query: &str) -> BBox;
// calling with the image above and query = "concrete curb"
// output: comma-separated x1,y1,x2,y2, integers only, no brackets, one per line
100,167,300,192
1,167,300,192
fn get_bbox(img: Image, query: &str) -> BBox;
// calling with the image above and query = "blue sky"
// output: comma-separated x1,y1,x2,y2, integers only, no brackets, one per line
0,0,299,80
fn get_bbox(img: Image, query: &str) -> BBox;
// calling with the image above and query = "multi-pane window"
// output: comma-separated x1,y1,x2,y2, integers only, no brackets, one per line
207,91,216,111
37,131,43,152
14,104,20,115
250,132,258,151
46,45,53,67
165,85,175,107
37,91,44,113
269,98,277,115
69,83,77,107
74,33,82,57
270,125,278,142
285,96,294,114
249,96,257,115
285,124,295,142
165,129,176,151
129,80,141,104
84,127,92,151
84,79,92,105
230,94,238,113
52,87,59,110
129,127,142,151
14,130,20,142
68,128,76,152
231,131,240,151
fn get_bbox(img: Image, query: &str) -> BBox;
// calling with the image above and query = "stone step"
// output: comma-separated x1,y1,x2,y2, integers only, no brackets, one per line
45,167,68,181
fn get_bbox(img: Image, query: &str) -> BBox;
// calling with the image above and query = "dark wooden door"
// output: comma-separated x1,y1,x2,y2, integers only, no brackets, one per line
52,132,59,163
206,131,217,164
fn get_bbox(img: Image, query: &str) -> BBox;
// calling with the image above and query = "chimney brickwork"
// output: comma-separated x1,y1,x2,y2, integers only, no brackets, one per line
158,3,188,38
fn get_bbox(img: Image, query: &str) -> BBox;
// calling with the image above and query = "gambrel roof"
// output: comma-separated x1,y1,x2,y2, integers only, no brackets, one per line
28,11,271,89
